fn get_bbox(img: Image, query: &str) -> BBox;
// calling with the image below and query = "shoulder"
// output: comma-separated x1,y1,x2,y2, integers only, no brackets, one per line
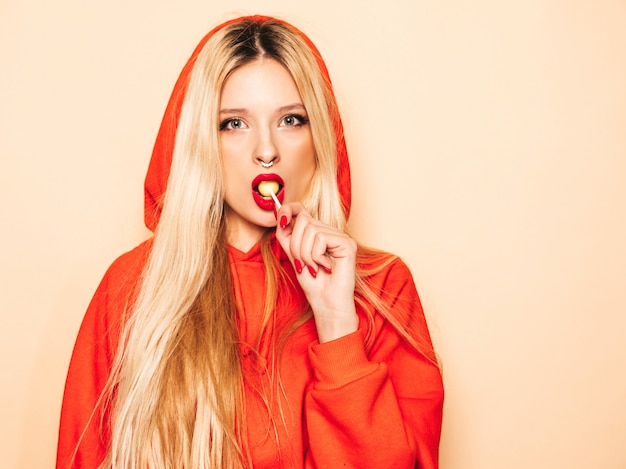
102,238,153,287
85,238,153,333
92,238,154,310
356,246,437,360
69,238,154,372
356,246,417,299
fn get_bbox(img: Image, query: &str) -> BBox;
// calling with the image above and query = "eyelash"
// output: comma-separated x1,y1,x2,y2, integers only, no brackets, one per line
219,118,244,131
282,114,309,126
218,114,310,131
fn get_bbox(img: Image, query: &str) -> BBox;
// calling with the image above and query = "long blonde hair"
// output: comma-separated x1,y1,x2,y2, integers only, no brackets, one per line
100,17,435,469
102,19,349,469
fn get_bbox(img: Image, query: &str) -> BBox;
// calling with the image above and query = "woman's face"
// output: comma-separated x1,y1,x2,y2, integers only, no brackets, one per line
219,58,316,250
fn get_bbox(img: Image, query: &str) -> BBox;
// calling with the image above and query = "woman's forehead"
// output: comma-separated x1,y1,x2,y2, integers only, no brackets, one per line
220,59,302,111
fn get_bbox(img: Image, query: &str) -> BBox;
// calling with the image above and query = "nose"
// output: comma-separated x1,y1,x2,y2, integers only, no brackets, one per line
255,127,279,168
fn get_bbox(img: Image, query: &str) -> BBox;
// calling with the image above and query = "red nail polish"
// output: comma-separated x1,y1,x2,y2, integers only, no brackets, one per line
307,265,317,278
321,265,332,274
294,259,303,274
280,215,288,229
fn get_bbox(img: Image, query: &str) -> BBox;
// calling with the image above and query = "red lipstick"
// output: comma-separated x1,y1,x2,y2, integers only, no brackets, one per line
251,173,285,211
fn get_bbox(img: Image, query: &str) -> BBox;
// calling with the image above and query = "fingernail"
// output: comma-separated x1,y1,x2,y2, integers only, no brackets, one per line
280,215,288,229
307,265,317,278
321,265,332,274
294,259,303,274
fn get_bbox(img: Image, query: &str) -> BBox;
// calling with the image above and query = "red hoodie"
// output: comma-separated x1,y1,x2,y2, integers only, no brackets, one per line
57,15,443,469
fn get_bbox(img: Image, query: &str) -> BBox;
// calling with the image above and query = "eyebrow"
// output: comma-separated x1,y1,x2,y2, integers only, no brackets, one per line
219,103,307,114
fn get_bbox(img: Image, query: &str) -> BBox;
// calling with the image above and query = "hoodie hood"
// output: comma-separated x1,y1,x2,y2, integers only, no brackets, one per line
143,15,351,232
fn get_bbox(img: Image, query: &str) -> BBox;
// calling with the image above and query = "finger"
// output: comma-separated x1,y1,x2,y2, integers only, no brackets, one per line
295,218,317,275
287,209,313,270
285,210,328,277
274,202,309,273
309,230,337,273
275,201,307,232
298,220,346,277
275,203,348,277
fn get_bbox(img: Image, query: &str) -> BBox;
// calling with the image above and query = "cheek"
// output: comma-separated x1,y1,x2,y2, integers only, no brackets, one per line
221,158,248,201
304,147,317,179
220,141,249,181
293,134,316,169
220,133,253,161
289,143,317,197
220,143,240,166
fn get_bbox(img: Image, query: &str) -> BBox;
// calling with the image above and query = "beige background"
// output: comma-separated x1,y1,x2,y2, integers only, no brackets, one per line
2,1,625,468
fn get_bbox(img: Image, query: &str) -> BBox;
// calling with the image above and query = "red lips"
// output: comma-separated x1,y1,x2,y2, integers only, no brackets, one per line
251,173,284,210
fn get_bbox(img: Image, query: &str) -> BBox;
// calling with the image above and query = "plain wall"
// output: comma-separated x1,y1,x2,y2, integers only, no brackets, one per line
2,1,625,468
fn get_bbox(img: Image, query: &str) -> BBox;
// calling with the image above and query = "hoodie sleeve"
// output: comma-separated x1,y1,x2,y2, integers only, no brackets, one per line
56,242,148,469
304,259,444,469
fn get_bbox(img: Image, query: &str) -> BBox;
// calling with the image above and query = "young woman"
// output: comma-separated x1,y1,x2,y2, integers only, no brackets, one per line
57,15,444,469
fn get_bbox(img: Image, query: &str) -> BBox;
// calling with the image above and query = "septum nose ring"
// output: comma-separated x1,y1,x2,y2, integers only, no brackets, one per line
260,160,274,168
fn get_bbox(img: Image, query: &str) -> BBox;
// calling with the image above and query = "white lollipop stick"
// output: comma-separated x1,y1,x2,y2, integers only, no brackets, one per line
269,189,281,209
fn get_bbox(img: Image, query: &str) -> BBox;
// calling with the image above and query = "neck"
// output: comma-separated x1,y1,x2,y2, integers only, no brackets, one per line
224,212,266,253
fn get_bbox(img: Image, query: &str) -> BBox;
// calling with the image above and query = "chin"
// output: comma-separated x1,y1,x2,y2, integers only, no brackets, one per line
258,216,278,229
246,209,277,229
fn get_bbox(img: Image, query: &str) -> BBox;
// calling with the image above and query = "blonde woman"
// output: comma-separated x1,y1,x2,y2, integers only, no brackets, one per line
57,15,444,469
